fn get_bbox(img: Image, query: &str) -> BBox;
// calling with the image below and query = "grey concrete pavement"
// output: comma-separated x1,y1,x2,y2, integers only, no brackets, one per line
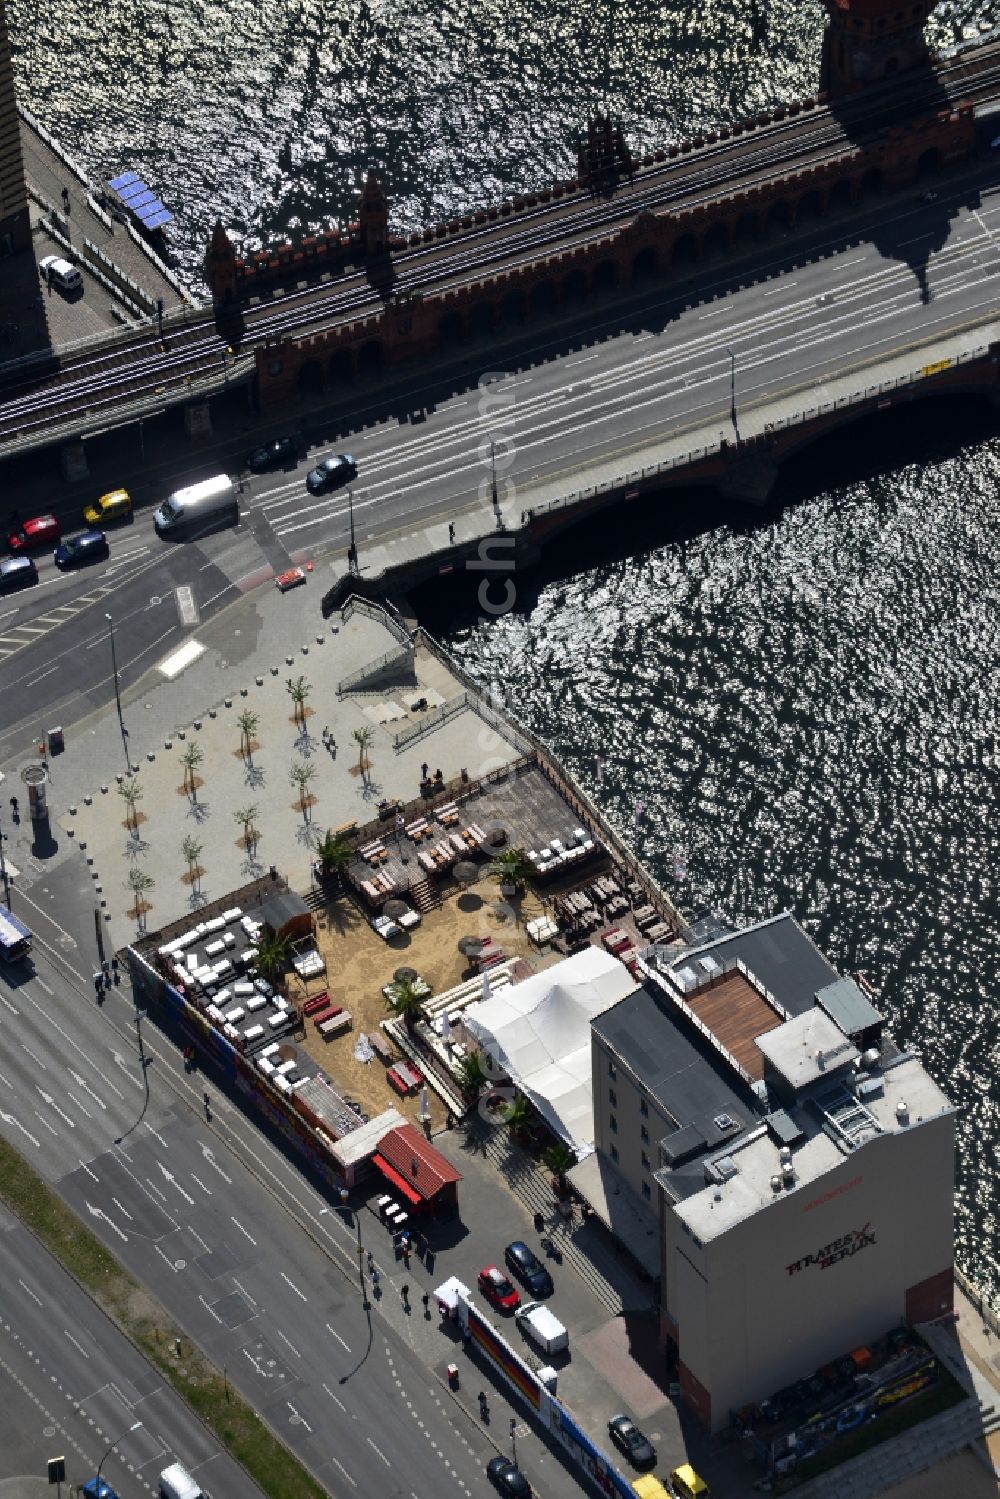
0,1202,262,1499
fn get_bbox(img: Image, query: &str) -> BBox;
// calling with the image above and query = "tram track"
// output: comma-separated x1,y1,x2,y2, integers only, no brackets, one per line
4,43,1000,445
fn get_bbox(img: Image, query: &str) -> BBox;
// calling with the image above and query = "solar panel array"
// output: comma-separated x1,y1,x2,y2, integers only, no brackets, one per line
108,170,173,231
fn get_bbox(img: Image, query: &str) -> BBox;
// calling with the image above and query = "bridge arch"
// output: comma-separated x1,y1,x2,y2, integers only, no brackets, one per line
592,259,619,295
797,188,823,222
496,289,526,329
671,232,698,267
562,267,589,305
327,347,355,385
467,300,496,340
703,221,731,258
438,309,466,348
529,280,558,320
767,200,792,234
632,246,659,282
828,178,853,213
733,210,761,245
356,340,384,378
916,147,941,177
298,358,325,397
860,166,883,198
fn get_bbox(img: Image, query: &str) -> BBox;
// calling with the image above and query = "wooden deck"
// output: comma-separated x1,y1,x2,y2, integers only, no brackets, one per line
686,972,784,1081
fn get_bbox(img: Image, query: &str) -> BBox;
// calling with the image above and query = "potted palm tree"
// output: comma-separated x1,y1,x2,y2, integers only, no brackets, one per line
316,829,353,888
504,1091,534,1144
255,927,288,985
457,1050,487,1100
544,1141,577,1198
487,847,533,900
385,974,425,1033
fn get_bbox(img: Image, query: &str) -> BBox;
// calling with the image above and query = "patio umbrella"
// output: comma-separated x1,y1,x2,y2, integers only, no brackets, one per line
434,1013,450,1036
481,969,493,1003
385,898,409,920
458,935,484,957
394,966,419,983
453,860,479,886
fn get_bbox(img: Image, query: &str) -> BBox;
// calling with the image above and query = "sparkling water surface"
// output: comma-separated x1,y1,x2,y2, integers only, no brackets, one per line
8,0,1000,1297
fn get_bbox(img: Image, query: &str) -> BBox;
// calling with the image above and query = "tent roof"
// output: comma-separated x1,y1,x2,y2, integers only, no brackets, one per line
464,947,637,1153
376,1121,462,1199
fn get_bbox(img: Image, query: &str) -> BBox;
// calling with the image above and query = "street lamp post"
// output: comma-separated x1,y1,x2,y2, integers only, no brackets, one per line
510,1417,517,1466
105,614,130,775
0,817,9,907
340,1188,368,1308
346,487,358,573
94,1420,141,1493
725,345,739,442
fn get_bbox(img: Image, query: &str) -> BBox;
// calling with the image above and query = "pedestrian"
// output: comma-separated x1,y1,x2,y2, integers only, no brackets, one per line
422,1291,430,1314
9,795,18,821
322,725,330,745
421,762,428,781
93,973,103,999
101,959,110,980
111,956,120,986
448,522,456,544
401,1282,409,1305
367,1250,374,1275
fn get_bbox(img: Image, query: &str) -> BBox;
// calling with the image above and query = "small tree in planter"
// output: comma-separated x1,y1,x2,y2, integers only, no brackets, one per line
289,758,317,822
385,975,425,1033
285,675,312,727
316,828,353,885
238,708,260,762
180,741,204,800
117,776,143,833
254,928,287,985
352,725,374,782
126,867,155,932
233,803,260,855
543,1141,577,1197
504,1091,535,1143
487,847,533,899
457,1050,487,1100
181,834,204,892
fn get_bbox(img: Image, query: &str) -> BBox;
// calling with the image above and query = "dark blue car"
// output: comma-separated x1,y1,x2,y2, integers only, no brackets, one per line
54,530,109,568
504,1240,554,1298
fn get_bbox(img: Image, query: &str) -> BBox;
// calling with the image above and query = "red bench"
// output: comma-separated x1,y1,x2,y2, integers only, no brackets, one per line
386,1066,409,1097
312,1004,343,1028
303,991,330,1016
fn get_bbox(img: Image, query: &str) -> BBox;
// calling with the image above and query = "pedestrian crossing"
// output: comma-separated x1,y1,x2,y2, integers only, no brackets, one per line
0,582,117,661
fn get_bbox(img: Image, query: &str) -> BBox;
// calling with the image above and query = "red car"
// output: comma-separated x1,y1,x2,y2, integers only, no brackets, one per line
9,514,61,551
478,1265,520,1313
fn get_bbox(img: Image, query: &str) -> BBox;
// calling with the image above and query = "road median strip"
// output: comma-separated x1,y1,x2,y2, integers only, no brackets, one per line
0,1133,327,1499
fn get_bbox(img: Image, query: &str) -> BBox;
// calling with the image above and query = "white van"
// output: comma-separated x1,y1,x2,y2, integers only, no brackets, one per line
514,1301,568,1355
159,1462,204,1499
154,475,238,536
40,254,83,294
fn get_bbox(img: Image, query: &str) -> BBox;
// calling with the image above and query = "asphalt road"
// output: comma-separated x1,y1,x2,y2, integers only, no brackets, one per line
0,1200,264,1499
0,936,589,1499
2,165,999,766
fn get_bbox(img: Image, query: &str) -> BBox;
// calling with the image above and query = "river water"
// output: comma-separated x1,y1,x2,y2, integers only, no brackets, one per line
8,0,1000,1297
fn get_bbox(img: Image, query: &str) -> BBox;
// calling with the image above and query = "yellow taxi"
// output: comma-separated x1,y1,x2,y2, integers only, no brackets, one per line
83,488,132,525
669,1467,711,1499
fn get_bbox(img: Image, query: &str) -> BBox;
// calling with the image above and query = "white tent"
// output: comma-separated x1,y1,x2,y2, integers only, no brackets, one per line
463,946,637,1154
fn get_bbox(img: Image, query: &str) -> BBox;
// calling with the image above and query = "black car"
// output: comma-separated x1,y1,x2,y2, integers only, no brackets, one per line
0,555,38,592
305,452,357,495
53,530,109,569
504,1240,554,1298
247,436,297,473
607,1414,656,1468
487,1457,531,1499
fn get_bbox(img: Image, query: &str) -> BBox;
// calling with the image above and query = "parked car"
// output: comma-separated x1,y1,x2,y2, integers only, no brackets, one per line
669,1465,711,1499
8,514,60,551
54,530,109,568
40,254,83,294
504,1240,554,1298
247,436,297,472
486,1457,531,1499
514,1301,568,1354
607,1413,656,1468
305,452,357,494
0,555,38,592
478,1265,520,1312
83,487,132,525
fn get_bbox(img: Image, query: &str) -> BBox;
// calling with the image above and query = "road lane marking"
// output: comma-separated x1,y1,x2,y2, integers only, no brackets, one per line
18,1278,42,1306
111,1197,133,1220
199,1294,222,1322
79,1158,99,1180
231,1215,257,1245
280,1271,306,1301
64,1330,90,1358
326,1322,350,1352
275,1328,301,1358
190,1173,211,1195
323,1383,347,1411
367,1438,391,1466
34,977,53,995
330,1456,356,1487
232,1277,257,1307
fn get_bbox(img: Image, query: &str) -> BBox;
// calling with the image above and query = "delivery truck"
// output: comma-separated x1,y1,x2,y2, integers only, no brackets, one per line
514,1301,569,1355
0,903,32,964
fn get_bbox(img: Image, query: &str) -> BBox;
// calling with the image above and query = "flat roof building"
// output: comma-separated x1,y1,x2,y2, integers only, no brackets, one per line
588,913,955,1430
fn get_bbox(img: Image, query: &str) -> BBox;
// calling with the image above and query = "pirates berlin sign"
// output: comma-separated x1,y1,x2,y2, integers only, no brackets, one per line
786,1224,877,1277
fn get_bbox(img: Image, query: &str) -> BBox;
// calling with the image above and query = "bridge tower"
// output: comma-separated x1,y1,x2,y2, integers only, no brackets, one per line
357,170,388,256
820,0,935,97
0,4,31,254
204,220,238,303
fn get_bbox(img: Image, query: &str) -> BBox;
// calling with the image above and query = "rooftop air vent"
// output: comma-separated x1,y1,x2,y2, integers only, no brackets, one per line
896,1100,910,1126
713,1112,736,1133
771,1175,783,1193
862,1047,881,1070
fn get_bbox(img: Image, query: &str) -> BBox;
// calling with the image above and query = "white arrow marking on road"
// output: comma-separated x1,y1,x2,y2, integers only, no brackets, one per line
112,1052,143,1089
69,1070,107,1110
0,1110,40,1148
85,1200,128,1241
199,1143,231,1183
158,1162,194,1205
38,1089,75,1129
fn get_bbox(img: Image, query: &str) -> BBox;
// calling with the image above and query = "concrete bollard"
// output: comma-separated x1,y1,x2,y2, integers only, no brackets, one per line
178,729,186,740
255,676,263,686
69,805,77,816
193,719,202,730
147,752,155,761
100,785,108,795
301,645,309,654
271,666,279,676
316,635,324,645
209,709,217,719
224,698,232,708
241,686,249,696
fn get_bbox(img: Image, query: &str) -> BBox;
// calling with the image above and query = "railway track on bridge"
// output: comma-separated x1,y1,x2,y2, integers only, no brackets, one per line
3,39,1000,454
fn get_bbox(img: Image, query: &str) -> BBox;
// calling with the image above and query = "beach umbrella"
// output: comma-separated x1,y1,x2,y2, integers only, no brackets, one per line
481,969,493,1003
385,898,409,920
394,965,419,983
453,860,479,886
